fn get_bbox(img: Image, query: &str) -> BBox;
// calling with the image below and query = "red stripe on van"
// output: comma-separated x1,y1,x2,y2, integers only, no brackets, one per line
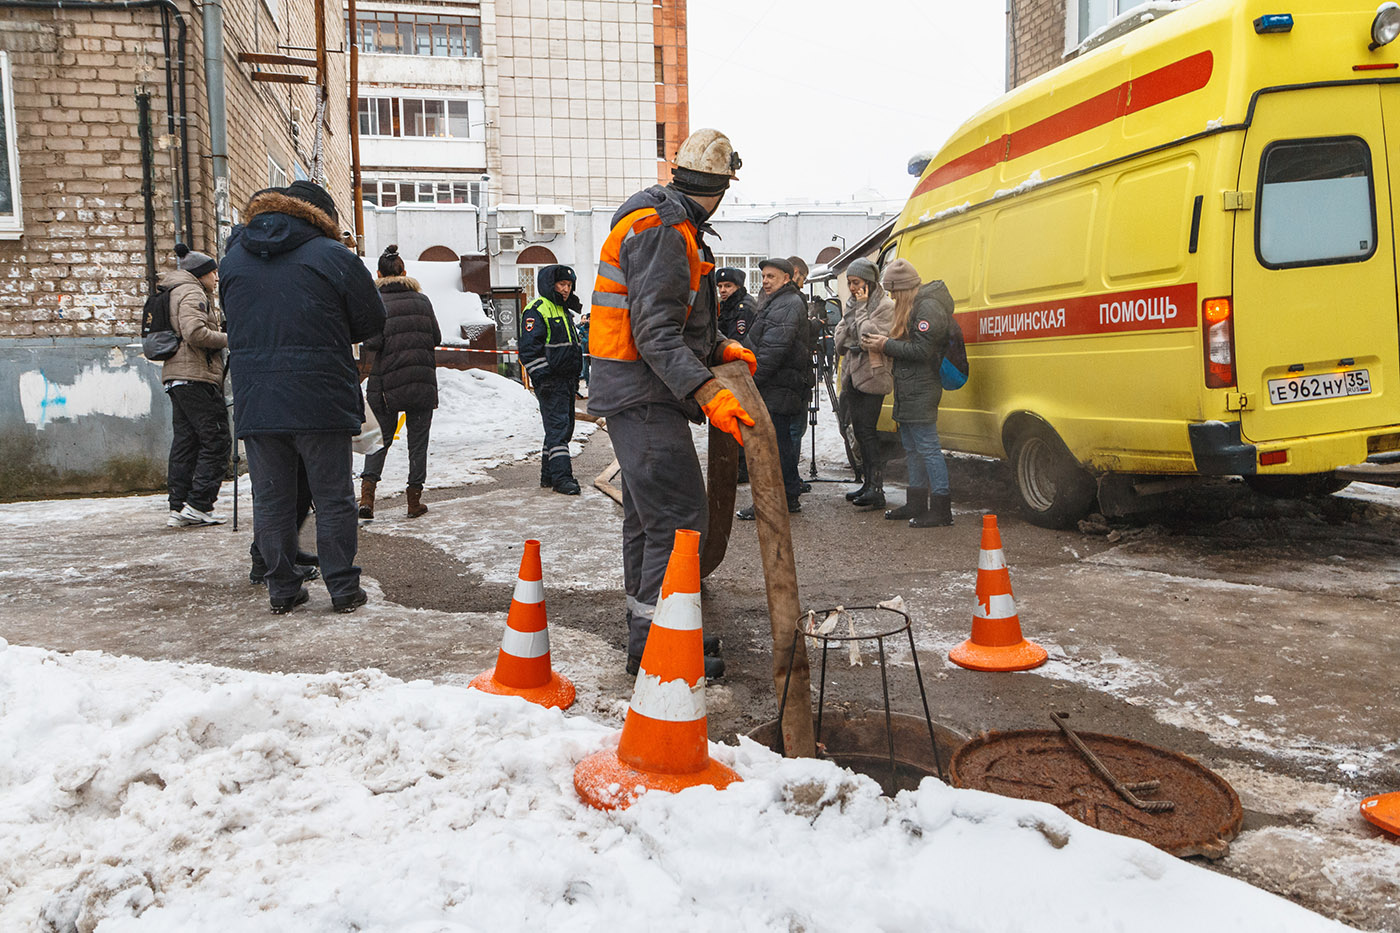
959,284,1199,345
912,52,1214,200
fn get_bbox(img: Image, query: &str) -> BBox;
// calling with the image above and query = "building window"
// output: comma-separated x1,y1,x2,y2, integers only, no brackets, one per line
268,153,289,188
353,9,481,58
654,44,665,83
714,254,766,283
358,97,484,140
0,52,21,238
656,123,667,160
1067,0,1162,49
362,178,484,208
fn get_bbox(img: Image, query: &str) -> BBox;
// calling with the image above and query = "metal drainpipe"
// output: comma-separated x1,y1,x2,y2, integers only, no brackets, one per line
0,0,194,246
201,0,230,256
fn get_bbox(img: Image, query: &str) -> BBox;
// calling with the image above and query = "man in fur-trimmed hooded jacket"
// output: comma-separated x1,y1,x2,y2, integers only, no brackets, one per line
221,180,386,616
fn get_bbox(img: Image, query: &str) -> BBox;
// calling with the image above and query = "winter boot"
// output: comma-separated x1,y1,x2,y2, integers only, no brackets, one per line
539,461,553,488
406,484,428,518
885,488,929,521
910,494,954,528
358,479,377,519
852,465,885,510
844,478,870,502
553,475,581,495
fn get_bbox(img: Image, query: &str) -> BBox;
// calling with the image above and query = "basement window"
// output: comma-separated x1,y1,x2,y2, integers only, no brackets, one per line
0,51,22,239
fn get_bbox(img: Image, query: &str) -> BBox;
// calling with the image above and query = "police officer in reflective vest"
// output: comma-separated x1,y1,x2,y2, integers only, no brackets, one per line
588,128,758,678
519,264,585,495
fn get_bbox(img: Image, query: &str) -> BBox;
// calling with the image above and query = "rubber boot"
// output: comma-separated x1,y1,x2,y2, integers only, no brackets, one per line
885,488,929,521
910,493,954,527
358,479,377,519
852,465,885,510
406,484,428,518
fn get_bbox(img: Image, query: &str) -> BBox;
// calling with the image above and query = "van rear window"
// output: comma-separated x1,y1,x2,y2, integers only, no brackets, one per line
1256,137,1376,269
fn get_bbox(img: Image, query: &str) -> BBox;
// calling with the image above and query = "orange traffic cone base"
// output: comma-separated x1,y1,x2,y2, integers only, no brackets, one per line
1361,792,1400,836
949,637,1047,672
469,667,576,710
573,745,741,811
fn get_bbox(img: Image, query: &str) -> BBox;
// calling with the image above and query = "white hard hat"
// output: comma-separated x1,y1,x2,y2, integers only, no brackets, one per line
673,128,741,179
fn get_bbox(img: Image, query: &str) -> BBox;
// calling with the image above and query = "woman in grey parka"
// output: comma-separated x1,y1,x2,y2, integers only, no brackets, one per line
832,257,896,510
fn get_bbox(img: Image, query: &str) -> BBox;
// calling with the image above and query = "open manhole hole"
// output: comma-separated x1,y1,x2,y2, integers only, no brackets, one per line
748,710,965,797
950,728,1243,858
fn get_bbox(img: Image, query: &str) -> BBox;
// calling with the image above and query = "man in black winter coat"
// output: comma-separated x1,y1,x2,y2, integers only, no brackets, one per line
738,257,810,518
716,267,757,341
222,180,386,615
518,264,585,494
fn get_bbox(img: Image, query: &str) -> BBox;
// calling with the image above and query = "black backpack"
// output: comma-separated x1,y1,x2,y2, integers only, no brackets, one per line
140,285,180,361
941,321,969,390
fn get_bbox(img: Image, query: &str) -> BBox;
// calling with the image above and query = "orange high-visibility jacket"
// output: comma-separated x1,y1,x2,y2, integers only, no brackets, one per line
585,187,721,418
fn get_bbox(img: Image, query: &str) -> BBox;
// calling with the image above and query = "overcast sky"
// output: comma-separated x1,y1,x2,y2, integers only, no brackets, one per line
687,0,1008,211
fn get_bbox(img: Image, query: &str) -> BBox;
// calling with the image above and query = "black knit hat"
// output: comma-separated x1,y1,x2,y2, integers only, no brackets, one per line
716,267,746,287
284,180,338,224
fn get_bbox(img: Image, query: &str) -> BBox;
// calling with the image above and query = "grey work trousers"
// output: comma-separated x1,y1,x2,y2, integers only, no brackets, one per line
245,433,361,601
362,403,434,488
608,404,708,658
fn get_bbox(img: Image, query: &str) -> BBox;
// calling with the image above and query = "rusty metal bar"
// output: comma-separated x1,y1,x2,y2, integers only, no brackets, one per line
237,51,316,68
250,72,310,84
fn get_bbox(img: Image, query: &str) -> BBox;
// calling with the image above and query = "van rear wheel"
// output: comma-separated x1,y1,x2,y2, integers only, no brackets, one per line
1010,428,1098,529
1244,473,1351,499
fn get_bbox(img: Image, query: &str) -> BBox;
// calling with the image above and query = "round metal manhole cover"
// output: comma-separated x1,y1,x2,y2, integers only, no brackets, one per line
950,729,1243,858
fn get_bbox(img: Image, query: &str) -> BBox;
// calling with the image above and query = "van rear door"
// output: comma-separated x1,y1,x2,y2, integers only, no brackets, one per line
1232,85,1399,447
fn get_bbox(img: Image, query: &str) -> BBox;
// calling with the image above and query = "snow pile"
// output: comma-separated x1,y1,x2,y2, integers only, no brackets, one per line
361,258,490,346
355,368,595,489
0,644,1347,932
994,169,1047,199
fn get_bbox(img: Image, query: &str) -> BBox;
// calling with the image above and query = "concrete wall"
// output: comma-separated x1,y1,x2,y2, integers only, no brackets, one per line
0,338,172,498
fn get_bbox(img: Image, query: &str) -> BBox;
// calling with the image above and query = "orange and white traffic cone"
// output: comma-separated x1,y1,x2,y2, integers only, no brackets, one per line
574,529,740,810
949,514,1048,672
469,539,575,709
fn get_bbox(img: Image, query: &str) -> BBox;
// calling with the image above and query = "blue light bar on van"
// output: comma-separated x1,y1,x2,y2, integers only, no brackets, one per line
1253,13,1294,34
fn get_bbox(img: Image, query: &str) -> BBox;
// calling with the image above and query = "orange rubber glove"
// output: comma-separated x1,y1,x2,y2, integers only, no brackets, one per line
695,379,755,446
720,340,758,377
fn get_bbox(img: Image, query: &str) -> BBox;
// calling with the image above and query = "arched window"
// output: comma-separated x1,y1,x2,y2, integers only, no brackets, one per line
816,245,841,265
516,246,559,302
419,245,459,261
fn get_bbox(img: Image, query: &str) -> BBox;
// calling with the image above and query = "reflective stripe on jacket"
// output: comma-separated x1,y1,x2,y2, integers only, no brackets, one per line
518,293,583,384
590,207,709,361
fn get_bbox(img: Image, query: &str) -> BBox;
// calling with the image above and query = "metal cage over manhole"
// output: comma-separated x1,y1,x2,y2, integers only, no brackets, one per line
950,725,1243,859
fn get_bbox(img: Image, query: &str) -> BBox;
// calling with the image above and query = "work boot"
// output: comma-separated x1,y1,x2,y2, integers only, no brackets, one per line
332,587,369,613
626,653,642,676
358,479,377,519
787,496,802,514
910,494,954,528
295,550,319,567
269,586,310,615
406,484,428,518
540,462,553,488
852,466,884,510
704,655,726,679
736,504,755,521
704,634,722,656
553,475,581,495
844,479,870,502
885,488,929,521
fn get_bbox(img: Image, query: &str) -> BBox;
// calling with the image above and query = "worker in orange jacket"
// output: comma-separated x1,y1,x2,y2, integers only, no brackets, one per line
588,128,756,679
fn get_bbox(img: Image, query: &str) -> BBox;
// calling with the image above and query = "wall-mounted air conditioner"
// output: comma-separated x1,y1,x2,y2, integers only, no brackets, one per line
534,210,566,235
496,227,525,251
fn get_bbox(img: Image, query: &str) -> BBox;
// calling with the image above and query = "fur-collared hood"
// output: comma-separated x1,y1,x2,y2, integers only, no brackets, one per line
376,275,422,293
246,190,340,240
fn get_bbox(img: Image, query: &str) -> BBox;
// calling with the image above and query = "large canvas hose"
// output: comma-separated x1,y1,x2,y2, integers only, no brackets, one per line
703,361,816,758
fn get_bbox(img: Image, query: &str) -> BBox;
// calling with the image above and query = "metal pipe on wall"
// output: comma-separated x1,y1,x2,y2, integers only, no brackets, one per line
0,0,195,247
201,0,230,256
137,90,157,291
347,0,364,254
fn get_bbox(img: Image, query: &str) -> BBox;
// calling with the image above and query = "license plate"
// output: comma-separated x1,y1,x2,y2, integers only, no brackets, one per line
1267,369,1371,405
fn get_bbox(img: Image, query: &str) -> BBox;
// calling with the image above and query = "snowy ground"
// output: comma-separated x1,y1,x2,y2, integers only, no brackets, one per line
352,368,596,491
0,643,1347,933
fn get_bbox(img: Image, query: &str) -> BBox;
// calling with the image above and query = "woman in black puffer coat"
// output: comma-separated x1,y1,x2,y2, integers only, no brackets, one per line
359,245,442,519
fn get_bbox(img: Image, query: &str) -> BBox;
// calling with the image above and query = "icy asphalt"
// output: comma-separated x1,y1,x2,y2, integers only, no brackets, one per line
0,423,1397,929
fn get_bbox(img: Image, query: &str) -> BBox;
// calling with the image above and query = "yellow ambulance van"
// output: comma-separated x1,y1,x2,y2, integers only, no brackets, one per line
887,0,1400,526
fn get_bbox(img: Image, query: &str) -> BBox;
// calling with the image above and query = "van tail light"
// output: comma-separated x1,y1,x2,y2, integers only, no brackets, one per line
1203,297,1236,388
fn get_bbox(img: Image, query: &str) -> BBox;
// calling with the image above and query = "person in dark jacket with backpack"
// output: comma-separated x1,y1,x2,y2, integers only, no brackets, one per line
737,257,810,518
861,258,955,527
519,264,585,495
358,244,442,520
158,244,231,528
221,180,386,615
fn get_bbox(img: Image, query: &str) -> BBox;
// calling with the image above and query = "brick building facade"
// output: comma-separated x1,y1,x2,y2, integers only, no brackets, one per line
0,0,351,497
1008,0,1191,89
